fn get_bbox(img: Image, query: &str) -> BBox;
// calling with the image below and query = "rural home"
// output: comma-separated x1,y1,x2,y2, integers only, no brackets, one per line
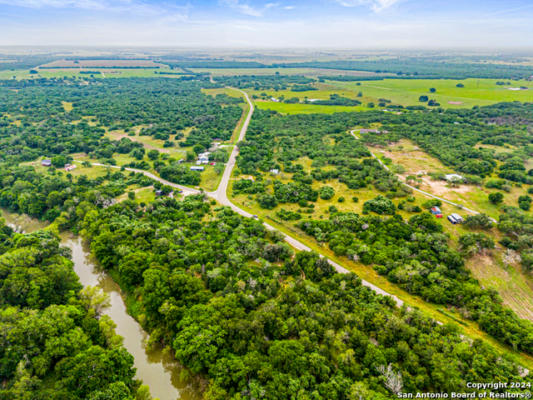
65,164,76,172
190,166,204,171
197,152,210,165
41,159,52,167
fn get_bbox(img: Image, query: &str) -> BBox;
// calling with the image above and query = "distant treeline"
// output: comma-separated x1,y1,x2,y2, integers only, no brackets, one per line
161,58,533,79
39,66,161,69
318,75,391,82
274,59,533,80
0,55,59,71
164,61,268,69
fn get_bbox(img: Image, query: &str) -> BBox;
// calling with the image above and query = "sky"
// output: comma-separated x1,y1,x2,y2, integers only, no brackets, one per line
1,0,533,48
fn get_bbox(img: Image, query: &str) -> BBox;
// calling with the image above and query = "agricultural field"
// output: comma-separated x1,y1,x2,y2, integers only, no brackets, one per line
254,101,370,114
0,67,188,80
331,78,533,108
40,59,165,68
243,78,533,113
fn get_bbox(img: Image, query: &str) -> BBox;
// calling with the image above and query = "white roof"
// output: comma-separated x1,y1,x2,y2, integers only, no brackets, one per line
445,173,463,180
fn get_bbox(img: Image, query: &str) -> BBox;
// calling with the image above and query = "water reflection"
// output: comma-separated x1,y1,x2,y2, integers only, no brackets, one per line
1,210,203,400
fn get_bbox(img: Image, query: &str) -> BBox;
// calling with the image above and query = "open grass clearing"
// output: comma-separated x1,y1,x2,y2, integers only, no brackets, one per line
254,101,370,114
467,253,533,321
331,78,533,108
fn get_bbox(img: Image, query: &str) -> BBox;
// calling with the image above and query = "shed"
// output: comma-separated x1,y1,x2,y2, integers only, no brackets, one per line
41,159,52,167
445,174,464,182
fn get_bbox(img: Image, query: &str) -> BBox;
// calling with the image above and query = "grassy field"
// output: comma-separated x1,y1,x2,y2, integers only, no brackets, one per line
254,101,370,114
331,78,533,108
0,67,188,80
243,78,533,114
467,253,533,321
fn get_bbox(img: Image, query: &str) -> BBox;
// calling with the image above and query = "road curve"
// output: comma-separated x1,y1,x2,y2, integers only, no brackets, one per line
78,93,403,306
350,130,496,222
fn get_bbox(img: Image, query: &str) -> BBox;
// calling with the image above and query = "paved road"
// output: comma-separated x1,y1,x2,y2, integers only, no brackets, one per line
79,92,403,305
207,89,254,206
350,130,497,223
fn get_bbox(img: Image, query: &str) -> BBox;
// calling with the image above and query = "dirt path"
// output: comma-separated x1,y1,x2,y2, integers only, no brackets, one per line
350,130,497,223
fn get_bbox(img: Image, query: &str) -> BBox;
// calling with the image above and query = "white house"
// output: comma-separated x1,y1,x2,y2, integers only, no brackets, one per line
197,152,210,165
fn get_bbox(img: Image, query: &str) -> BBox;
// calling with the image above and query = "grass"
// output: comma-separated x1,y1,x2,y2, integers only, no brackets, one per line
117,186,156,204
199,166,223,192
366,138,533,320
61,101,73,112
0,67,189,80
467,253,533,321
254,101,370,114
238,78,533,115
331,78,533,108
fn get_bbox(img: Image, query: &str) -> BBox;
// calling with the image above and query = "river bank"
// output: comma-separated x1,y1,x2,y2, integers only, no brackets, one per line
1,209,203,400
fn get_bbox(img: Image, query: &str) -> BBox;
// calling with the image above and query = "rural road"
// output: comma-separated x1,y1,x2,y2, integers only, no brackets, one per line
350,130,496,222
79,90,402,305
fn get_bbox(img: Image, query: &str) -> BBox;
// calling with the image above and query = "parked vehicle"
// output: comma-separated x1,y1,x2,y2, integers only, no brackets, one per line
448,213,464,224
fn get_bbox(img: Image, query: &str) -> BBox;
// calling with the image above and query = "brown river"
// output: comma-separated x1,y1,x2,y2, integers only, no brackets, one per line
1,210,203,400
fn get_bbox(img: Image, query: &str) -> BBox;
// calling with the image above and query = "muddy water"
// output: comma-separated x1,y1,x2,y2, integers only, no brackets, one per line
1,210,203,400
65,236,203,400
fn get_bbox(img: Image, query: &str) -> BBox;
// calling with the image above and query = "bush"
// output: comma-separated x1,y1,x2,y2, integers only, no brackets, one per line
463,213,493,230
319,186,335,200
258,194,278,209
488,192,504,205
422,199,442,209
363,195,395,215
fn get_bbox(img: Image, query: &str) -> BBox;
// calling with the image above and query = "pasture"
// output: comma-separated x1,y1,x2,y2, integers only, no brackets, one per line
331,78,533,108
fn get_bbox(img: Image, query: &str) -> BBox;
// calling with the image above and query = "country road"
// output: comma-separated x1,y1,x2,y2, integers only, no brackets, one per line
78,90,403,305
77,107,499,307
350,130,497,222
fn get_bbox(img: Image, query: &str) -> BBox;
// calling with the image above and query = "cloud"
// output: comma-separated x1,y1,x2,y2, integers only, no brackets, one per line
220,0,280,17
334,0,401,12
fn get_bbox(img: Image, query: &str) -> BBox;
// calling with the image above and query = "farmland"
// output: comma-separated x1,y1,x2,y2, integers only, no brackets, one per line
2,52,533,399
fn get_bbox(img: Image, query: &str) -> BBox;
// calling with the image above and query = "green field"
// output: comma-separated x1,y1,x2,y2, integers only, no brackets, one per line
0,67,190,80
332,78,533,108
254,101,371,114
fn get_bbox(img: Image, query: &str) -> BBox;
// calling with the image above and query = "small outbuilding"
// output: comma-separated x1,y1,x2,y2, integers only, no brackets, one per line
445,173,464,182
41,159,52,167
190,166,204,171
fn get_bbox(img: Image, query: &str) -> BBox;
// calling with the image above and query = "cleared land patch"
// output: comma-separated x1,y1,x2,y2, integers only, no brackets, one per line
331,78,533,108
467,254,533,321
